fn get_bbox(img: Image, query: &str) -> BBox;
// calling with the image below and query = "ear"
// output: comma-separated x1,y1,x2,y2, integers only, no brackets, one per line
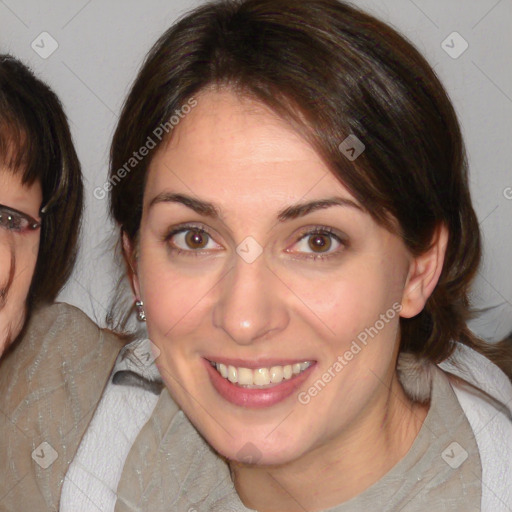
122,230,141,299
400,223,449,319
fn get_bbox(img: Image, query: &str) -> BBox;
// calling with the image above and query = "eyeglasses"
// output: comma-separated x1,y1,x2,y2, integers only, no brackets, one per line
0,203,41,233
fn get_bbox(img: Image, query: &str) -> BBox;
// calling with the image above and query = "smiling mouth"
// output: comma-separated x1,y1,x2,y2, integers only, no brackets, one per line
208,360,314,389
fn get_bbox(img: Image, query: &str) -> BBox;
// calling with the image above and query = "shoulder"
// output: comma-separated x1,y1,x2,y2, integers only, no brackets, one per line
1,300,125,385
1,301,125,384
440,344,512,512
0,302,126,510
439,342,512,408
24,300,122,349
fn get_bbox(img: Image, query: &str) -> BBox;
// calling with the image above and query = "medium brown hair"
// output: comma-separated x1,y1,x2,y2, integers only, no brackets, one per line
109,0,511,376
0,55,83,306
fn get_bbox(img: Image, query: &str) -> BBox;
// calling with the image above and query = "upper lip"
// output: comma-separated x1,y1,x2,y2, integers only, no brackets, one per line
205,357,316,369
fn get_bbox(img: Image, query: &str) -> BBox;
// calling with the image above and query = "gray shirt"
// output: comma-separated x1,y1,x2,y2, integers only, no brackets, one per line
63,338,483,511
202,362,482,512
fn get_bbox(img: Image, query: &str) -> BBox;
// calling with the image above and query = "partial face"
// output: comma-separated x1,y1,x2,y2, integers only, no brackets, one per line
0,169,42,357
132,90,415,465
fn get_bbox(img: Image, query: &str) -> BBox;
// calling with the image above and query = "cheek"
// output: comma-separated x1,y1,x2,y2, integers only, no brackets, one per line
283,256,405,343
0,242,14,296
137,242,219,340
300,254,405,402
0,237,38,352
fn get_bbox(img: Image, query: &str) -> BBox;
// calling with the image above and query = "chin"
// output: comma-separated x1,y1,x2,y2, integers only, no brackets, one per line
202,421,309,466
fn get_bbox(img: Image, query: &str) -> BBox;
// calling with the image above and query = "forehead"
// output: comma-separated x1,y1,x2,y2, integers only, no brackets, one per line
145,90,355,212
0,167,42,215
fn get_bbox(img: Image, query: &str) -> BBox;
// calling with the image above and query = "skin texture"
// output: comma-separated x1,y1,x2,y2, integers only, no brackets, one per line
0,169,41,357
127,90,448,511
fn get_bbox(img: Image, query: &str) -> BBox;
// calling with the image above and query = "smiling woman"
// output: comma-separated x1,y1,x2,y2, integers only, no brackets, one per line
59,0,511,511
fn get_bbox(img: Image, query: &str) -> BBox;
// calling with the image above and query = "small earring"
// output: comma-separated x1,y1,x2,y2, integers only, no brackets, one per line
135,299,146,322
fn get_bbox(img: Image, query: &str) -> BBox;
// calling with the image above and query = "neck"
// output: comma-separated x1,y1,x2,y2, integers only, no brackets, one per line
230,374,429,512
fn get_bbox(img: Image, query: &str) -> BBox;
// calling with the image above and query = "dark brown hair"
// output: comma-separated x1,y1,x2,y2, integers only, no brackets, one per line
0,55,83,306
109,0,511,376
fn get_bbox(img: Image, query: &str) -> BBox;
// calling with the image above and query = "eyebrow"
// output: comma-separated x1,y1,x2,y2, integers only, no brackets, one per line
149,193,219,217
277,197,363,221
148,192,363,221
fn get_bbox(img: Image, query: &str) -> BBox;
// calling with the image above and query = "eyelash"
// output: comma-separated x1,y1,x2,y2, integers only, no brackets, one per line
163,223,347,261
163,223,217,258
291,227,347,261
0,208,32,233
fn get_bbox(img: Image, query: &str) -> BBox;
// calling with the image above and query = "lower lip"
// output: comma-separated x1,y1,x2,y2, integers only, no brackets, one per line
204,359,315,409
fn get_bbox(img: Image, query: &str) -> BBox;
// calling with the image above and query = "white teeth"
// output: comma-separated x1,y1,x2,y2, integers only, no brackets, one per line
227,365,238,383
214,361,312,387
254,368,270,386
270,366,283,383
238,367,253,385
218,363,228,378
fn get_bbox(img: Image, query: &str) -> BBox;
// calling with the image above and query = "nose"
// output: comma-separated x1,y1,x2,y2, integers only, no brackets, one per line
212,256,289,345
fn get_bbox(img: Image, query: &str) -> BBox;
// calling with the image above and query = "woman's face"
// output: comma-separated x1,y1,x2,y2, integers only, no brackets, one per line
132,90,421,465
0,168,42,357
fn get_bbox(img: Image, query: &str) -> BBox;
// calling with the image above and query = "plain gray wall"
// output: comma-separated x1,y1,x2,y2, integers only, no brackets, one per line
1,0,511,341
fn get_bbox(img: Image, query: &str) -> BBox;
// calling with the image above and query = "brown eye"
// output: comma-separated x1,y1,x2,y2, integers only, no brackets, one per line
308,234,332,253
166,226,223,255
185,229,209,249
289,228,345,259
